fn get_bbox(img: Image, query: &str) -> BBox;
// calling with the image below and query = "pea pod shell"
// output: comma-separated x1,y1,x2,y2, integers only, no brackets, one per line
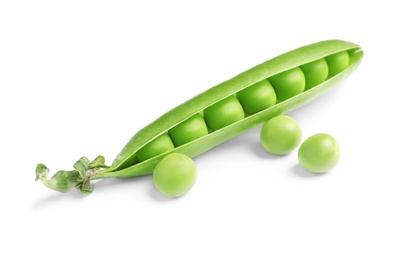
100,39,363,179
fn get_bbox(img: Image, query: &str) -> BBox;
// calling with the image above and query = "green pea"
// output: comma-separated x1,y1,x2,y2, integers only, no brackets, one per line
153,153,197,197
136,133,175,162
236,80,276,115
168,114,208,146
203,95,244,131
298,133,340,173
300,58,328,90
268,67,305,102
260,115,302,155
325,51,350,78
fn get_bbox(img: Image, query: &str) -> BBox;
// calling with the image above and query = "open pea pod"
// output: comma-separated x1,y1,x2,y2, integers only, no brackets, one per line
36,39,363,194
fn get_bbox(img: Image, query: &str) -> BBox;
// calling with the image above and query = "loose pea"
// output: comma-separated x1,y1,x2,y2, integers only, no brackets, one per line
325,51,350,78
153,153,197,197
203,95,244,131
260,115,302,155
300,58,328,90
136,133,175,162
236,80,276,115
298,133,340,173
168,114,208,147
268,67,305,102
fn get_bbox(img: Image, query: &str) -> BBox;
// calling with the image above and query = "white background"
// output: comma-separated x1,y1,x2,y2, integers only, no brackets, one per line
1,1,415,259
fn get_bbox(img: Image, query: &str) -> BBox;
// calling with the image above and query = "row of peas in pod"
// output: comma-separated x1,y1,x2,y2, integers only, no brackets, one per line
136,51,350,163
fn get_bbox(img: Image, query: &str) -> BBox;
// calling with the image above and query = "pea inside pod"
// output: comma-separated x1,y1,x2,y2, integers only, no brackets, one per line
35,39,364,195
300,58,329,90
168,114,209,147
203,95,245,131
136,133,174,162
268,67,306,102
325,51,350,78
237,80,276,115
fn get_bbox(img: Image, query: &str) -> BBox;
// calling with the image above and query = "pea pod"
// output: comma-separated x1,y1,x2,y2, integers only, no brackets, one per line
35,39,363,195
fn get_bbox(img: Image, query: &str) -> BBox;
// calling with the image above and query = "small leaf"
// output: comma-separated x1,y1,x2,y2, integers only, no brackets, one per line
90,155,106,168
50,170,72,192
78,180,93,195
73,157,90,178
66,170,82,184
35,163,49,181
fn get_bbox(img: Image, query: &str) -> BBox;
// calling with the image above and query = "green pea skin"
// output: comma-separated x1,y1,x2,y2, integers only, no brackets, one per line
268,67,305,102
203,95,244,131
168,114,208,147
260,115,302,155
325,51,350,78
136,133,175,162
300,58,328,90
236,80,276,115
153,153,197,197
298,133,340,173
